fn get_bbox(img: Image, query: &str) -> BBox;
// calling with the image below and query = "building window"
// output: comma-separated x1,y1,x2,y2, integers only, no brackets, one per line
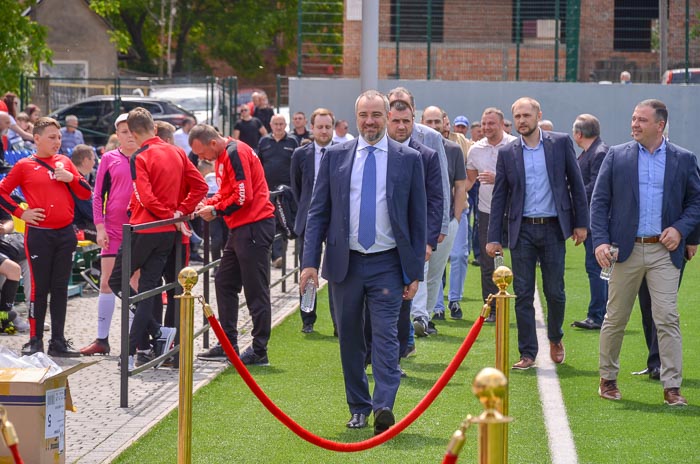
390,0,444,43
512,0,567,42
614,0,659,51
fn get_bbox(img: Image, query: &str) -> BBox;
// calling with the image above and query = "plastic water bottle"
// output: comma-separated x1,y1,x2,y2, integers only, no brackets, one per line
600,243,619,281
300,281,316,313
494,251,504,268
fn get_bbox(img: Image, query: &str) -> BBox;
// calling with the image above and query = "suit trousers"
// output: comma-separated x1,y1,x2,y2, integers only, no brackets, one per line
477,211,499,307
332,249,404,415
600,243,682,389
510,221,567,360
296,233,337,329
583,234,608,324
215,218,274,355
411,218,458,320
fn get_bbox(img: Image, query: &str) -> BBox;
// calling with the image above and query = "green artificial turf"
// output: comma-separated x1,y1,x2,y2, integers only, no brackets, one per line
114,240,700,463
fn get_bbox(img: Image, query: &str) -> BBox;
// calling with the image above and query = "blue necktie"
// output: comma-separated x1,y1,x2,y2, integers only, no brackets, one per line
358,146,376,250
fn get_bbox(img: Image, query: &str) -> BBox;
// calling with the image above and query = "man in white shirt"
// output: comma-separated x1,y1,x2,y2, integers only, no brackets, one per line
173,117,195,154
465,107,517,321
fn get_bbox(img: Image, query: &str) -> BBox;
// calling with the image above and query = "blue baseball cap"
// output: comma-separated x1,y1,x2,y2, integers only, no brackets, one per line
453,115,469,127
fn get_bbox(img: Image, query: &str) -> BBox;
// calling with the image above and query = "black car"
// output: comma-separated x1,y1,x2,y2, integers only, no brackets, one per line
49,95,196,146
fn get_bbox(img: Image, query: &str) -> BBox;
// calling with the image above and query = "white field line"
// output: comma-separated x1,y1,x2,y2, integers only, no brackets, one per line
533,287,579,464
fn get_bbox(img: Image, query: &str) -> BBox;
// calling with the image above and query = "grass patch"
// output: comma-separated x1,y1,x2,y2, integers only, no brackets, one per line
115,240,700,463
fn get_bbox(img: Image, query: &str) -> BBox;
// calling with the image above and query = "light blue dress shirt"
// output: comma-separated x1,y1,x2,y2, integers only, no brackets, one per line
637,138,666,237
349,134,395,252
522,130,557,217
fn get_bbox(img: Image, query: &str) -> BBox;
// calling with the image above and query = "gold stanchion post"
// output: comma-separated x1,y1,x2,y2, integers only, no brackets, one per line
470,367,513,464
176,267,198,464
491,265,514,413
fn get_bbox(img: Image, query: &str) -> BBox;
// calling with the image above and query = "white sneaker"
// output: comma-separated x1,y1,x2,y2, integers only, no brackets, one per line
156,327,177,358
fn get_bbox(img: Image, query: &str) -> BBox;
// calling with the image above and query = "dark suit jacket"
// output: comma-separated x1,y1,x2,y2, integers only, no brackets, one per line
590,140,700,269
302,137,427,284
290,142,317,236
408,138,443,248
488,131,589,248
578,137,608,204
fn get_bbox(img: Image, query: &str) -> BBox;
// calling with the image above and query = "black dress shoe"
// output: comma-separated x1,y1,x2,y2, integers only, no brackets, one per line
572,318,602,330
374,407,395,435
649,366,661,380
346,413,368,429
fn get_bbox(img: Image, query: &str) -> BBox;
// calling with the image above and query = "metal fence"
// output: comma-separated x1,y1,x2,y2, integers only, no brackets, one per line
295,0,699,84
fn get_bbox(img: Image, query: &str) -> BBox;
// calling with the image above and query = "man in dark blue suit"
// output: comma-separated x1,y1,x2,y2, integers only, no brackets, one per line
300,90,426,434
487,97,589,370
592,99,700,406
570,114,609,331
290,107,337,335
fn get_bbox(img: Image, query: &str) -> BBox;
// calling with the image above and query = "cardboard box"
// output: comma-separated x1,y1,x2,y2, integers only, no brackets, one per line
0,361,98,464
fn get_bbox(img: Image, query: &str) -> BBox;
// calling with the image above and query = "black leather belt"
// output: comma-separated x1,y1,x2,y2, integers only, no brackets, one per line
350,248,397,257
635,236,661,244
523,217,557,225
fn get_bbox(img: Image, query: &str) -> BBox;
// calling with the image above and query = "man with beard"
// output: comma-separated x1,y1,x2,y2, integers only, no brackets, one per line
290,108,338,334
486,97,588,370
300,90,426,435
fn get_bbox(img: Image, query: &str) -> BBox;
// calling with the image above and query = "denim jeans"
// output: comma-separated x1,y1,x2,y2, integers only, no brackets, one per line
448,208,470,303
510,221,566,360
583,235,607,324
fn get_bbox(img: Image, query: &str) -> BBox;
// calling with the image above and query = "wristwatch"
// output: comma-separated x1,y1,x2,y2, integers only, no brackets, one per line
211,208,217,217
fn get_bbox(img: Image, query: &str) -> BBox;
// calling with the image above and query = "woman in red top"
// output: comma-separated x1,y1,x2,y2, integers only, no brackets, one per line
0,117,92,357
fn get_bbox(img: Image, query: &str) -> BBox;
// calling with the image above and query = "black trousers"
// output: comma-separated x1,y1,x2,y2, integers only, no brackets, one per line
478,211,499,307
215,218,274,354
25,225,77,341
109,231,176,355
638,261,686,371
296,233,337,328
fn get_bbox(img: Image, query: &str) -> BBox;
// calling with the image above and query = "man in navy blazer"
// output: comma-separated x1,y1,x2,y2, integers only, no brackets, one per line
591,99,700,406
300,90,426,434
571,114,609,331
290,107,337,335
487,97,588,370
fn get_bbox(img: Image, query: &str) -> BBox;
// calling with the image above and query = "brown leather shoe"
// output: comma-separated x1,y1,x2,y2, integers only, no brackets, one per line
512,356,535,370
599,378,621,400
550,341,565,364
664,388,688,406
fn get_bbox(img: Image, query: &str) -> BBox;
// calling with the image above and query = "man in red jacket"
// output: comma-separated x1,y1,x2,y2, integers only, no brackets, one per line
108,108,207,368
0,117,92,356
189,124,276,366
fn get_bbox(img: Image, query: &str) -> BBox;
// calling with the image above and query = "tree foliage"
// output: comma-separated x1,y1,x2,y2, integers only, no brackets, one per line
89,0,299,78
0,0,53,94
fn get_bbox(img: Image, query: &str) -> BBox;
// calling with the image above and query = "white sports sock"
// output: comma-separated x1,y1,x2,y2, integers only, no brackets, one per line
96,292,116,339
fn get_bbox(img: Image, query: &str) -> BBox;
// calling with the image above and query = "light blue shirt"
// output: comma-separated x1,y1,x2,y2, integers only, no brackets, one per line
522,130,557,217
637,138,666,236
60,127,84,153
349,134,395,252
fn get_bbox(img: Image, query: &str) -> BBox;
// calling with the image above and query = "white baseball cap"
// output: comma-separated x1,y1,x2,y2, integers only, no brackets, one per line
114,113,129,129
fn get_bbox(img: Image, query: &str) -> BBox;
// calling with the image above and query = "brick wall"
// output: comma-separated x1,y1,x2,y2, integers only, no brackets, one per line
340,0,699,82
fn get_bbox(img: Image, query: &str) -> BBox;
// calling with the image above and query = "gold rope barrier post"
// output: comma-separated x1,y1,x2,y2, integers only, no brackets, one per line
470,367,513,464
176,267,198,464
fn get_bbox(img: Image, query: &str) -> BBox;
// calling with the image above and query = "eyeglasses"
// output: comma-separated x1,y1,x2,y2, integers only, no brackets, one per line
240,108,249,113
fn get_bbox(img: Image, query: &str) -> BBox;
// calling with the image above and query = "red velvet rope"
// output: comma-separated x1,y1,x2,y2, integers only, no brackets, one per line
207,314,485,452
442,453,459,464
10,444,23,464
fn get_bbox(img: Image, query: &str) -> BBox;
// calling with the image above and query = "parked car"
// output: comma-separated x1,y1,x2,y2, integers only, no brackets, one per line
661,68,700,84
149,84,223,129
49,95,195,146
